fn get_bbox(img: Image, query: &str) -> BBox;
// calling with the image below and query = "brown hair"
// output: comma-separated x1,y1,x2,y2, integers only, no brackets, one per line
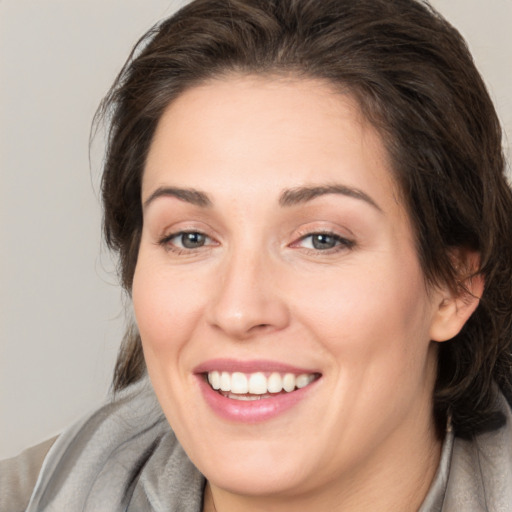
98,0,512,438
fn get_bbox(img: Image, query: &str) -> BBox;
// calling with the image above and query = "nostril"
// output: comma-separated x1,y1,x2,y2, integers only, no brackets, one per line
250,323,273,333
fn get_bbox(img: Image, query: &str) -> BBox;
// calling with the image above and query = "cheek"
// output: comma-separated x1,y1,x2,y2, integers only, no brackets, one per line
295,252,433,376
298,256,436,436
131,256,210,430
131,258,205,360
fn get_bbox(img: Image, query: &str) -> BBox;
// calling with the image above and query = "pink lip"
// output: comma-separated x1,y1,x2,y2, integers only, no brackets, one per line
193,358,319,375
194,359,321,423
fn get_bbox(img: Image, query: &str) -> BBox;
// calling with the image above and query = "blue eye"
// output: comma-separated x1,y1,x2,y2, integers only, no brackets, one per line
161,231,212,250
298,233,353,251
179,232,208,249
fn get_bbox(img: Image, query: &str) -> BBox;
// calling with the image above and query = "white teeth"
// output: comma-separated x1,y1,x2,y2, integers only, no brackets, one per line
248,372,267,394
296,374,315,389
207,370,317,396
220,371,231,392
208,371,220,390
267,372,283,393
231,372,248,394
226,393,262,401
283,373,296,392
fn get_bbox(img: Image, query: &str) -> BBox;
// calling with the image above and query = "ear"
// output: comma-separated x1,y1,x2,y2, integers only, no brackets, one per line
429,251,484,342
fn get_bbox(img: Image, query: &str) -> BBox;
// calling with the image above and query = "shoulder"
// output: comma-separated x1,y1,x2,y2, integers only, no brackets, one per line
444,393,512,511
0,436,58,512
20,377,203,512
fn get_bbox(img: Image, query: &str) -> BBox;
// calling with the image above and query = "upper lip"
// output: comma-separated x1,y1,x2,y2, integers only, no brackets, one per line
193,358,320,375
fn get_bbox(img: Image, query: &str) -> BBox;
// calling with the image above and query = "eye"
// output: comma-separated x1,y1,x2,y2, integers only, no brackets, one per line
295,232,354,251
160,231,214,251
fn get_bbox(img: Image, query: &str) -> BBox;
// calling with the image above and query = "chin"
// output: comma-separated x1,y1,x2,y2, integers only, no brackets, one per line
202,456,309,497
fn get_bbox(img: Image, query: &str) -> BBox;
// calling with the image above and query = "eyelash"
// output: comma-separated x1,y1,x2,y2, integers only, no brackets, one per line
159,229,354,256
291,231,355,254
158,231,216,255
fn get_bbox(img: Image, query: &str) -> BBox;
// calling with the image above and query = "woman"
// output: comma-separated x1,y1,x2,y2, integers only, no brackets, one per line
7,0,512,510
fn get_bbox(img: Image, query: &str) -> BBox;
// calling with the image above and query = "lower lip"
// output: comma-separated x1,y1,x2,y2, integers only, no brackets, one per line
196,375,319,423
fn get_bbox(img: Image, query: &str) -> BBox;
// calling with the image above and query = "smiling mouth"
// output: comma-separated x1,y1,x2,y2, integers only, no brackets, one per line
206,371,320,401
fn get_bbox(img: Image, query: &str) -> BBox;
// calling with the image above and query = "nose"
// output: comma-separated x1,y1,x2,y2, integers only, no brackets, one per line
206,248,290,340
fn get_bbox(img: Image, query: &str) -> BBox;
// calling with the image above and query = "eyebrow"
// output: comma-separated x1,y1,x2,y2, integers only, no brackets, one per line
143,186,212,210
143,183,381,212
279,184,382,211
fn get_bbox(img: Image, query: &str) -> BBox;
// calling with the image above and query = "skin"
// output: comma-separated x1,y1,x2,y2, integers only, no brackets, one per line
132,76,481,511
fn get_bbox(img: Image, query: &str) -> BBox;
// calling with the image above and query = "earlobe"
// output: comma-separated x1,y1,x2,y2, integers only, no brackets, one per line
429,258,485,343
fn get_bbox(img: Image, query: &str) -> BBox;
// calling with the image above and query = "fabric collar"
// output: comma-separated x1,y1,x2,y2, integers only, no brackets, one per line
26,377,512,511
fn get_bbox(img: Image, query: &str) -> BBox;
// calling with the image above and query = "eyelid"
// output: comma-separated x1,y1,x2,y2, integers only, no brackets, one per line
158,228,219,254
289,228,355,253
155,218,219,244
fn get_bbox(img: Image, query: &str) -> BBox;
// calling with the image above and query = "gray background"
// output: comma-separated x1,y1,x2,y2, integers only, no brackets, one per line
1,0,511,459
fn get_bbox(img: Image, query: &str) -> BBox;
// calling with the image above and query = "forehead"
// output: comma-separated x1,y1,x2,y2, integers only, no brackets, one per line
143,75,401,213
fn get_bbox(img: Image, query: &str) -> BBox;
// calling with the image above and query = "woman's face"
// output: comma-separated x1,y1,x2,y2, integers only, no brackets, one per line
133,77,446,503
